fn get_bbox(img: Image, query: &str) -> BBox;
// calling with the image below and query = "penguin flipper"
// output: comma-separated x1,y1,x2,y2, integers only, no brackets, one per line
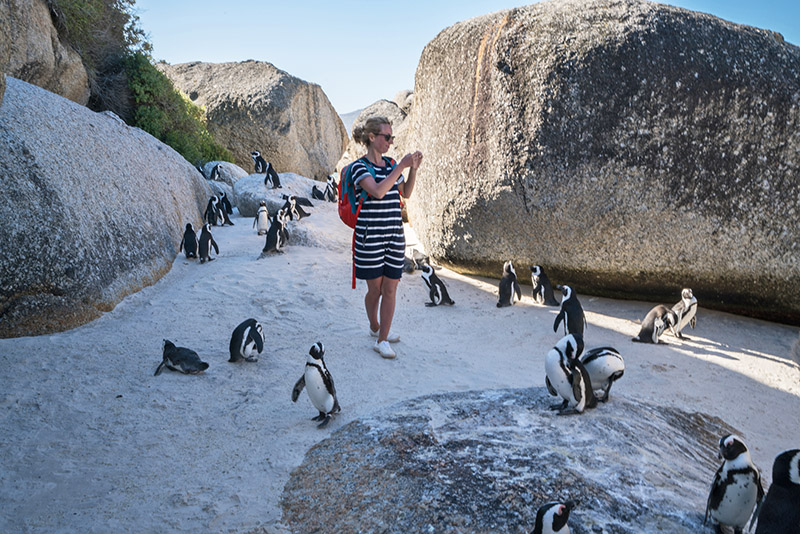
513,281,522,302
545,376,557,397
553,311,564,333
690,316,697,329
291,376,306,402
154,361,166,376
211,239,219,255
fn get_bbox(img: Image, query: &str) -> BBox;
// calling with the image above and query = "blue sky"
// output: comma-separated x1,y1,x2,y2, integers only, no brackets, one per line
135,0,799,114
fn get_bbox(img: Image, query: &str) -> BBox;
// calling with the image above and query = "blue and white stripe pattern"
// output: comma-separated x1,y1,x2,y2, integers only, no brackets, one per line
352,158,405,280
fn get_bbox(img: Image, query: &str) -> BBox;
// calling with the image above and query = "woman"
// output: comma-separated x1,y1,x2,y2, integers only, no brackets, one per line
350,116,423,359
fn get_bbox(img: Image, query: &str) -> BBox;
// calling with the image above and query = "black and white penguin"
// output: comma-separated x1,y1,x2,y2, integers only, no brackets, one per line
530,265,560,306
228,318,264,363
754,449,800,534
281,195,311,221
291,342,340,428
544,334,596,415
155,340,209,375
632,304,677,344
532,501,575,534
553,285,586,336
420,263,454,307
251,150,266,174
261,210,287,254
497,260,522,308
705,434,765,534
311,184,326,201
579,346,624,402
324,175,337,202
218,191,234,220
670,288,698,339
209,163,222,181
198,223,219,263
253,200,270,235
204,195,223,226
179,223,198,259
264,161,282,188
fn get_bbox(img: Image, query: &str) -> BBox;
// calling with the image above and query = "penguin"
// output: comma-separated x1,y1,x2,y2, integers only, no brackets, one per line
553,285,586,336
179,223,198,259
544,334,596,415
410,248,430,270
250,150,266,174
204,195,222,226
209,163,222,181
497,260,522,308
278,207,291,245
579,346,624,402
530,265,560,306
754,449,800,534
264,161,282,188
261,210,287,254
229,318,264,363
324,175,338,202
311,184,326,201
291,342,340,428
532,501,575,534
198,223,219,263
420,263,455,306
281,195,311,220
403,256,416,274
155,340,209,375
218,191,234,222
632,304,677,344
670,288,698,339
705,434,765,534
253,200,270,235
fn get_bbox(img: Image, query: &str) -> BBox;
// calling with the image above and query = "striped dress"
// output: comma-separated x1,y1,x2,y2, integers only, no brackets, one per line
352,157,405,280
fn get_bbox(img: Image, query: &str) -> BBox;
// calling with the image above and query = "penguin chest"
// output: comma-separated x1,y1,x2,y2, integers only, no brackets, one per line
713,472,759,526
305,368,334,414
545,354,574,402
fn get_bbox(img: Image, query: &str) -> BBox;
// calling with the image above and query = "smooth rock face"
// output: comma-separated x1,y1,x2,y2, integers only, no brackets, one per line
282,387,734,533
233,172,323,218
336,99,408,173
0,0,90,105
0,78,210,338
405,0,800,323
158,60,348,180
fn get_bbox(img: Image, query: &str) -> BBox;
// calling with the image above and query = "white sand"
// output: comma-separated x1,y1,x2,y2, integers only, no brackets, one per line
1,202,798,532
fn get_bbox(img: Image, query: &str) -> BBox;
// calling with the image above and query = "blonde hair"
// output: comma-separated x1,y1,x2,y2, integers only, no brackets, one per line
352,116,391,147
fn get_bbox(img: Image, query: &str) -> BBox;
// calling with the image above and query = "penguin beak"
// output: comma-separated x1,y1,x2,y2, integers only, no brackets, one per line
564,500,577,512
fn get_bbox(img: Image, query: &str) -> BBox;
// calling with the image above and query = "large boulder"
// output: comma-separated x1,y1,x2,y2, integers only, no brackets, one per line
158,60,348,180
0,77,210,338
282,387,734,533
405,0,800,323
0,0,90,105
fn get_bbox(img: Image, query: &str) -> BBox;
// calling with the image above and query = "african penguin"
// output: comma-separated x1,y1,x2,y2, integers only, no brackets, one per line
261,210,287,254
281,194,313,219
530,265,560,306
497,260,522,308
579,346,624,402
670,288,698,339
218,191,234,225
324,175,338,202
553,285,586,336
229,318,264,362
291,342,340,428
179,223,198,259
251,150,266,174
209,163,221,181
198,223,219,263
155,340,209,375
311,184,326,201
532,501,575,534
632,304,677,344
264,161,282,188
705,434,765,534
253,200,270,235
754,449,800,533
420,263,455,306
544,334,596,415
204,195,222,226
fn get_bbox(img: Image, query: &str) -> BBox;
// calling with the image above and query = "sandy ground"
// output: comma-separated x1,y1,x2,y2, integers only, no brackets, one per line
1,202,798,533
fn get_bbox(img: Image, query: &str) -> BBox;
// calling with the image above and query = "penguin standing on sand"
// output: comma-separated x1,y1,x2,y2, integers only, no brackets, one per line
179,223,198,259
532,501,575,534
671,288,698,339
229,318,264,362
754,449,800,534
198,223,219,263
579,346,624,402
253,200,269,235
632,304,677,344
324,175,338,202
497,261,522,308
544,333,596,415
261,210,287,254
204,195,222,226
420,263,454,306
251,151,266,174
530,265,560,306
705,434,765,534
553,285,586,336
155,340,209,375
291,342,340,428
218,191,234,225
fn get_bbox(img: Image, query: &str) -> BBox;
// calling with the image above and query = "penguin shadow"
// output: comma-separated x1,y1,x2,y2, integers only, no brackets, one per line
668,334,800,369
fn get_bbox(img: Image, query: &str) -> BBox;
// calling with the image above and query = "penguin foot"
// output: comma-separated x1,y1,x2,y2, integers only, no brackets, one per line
549,401,569,411
311,413,326,421
425,302,438,307
557,408,583,416
316,415,331,428
245,357,259,362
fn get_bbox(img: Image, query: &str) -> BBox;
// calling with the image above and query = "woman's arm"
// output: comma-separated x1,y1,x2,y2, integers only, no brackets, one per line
358,155,413,199
398,151,423,199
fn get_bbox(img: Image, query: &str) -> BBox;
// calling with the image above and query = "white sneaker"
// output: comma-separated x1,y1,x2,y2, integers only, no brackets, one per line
373,341,396,359
370,328,400,343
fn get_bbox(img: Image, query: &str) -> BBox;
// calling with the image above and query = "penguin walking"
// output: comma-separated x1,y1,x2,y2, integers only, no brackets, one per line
705,434,765,534
218,191,235,225
421,263,454,306
250,150,267,174
198,223,219,263
179,223,198,259
553,285,586,336
204,195,223,226
544,334,596,415
579,346,624,402
324,175,337,202
632,304,677,344
229,318,264,362
670,288,698,339
264,161,282,188
754,449,800,534
497,260,522,307
530,265,560,306
155,340,209,375
291,342,340,428
253,200,270,235
532,501,576,534
311,184,326,201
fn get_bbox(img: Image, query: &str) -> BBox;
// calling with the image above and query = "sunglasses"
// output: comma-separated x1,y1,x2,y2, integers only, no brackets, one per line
375,133,395,142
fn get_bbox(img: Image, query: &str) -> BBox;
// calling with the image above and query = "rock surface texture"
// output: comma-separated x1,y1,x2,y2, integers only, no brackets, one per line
0,0,90,105
282,387,734,533
0,78,210,338
405,0,800,323
158,60,348,180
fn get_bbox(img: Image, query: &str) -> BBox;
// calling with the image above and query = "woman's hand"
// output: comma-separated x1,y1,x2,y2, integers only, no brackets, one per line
410,151,423,170
399,153,415,170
